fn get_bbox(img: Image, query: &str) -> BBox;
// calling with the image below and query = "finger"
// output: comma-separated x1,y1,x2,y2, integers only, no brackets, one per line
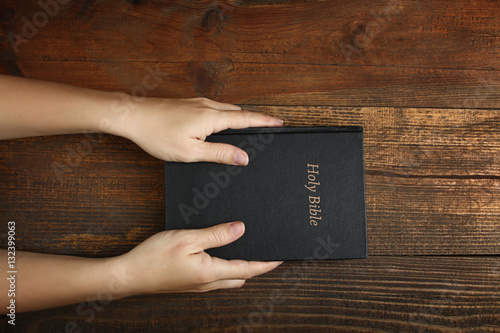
193,97,242,111
212,110,283,133
210,257,283,281
198,141,249,166
191,222,245,252
199,279,246,292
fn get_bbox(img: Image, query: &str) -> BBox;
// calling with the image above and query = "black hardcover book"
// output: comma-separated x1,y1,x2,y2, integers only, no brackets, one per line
165,126,367,261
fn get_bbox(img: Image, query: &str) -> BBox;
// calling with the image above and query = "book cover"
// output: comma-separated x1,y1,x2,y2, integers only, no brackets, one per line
165,126,367,261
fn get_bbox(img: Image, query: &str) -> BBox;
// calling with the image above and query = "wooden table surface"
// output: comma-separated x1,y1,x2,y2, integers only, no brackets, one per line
1,0,499,332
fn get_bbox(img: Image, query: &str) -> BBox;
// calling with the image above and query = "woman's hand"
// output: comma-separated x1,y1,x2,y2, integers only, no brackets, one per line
118,222,282,295
0,75,282,163
105,97,283,165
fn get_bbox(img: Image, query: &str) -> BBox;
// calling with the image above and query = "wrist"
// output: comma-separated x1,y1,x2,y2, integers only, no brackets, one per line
102,254,139,299
84,91,131,137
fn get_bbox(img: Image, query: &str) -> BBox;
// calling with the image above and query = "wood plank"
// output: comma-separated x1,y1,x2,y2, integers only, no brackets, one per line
1,0,499,109
0,0,498,69
0,106,498,256
6,60,500,109
0,0,498,330
7,256,500,332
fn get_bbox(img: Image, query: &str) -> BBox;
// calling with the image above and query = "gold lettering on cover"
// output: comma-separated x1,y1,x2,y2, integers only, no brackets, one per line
305,164,321,226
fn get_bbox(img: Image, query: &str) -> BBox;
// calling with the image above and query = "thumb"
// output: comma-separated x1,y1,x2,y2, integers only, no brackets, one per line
199,141,249,166
193,222,245,251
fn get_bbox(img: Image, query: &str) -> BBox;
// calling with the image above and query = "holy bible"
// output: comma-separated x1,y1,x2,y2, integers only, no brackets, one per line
165,126,367,261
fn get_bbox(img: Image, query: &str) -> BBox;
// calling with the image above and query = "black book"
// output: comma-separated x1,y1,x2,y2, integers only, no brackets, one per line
165,126,367,261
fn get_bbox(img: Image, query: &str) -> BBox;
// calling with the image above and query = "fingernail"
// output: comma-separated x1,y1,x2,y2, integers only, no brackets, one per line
234,151,248,166
229,222,244,236
275,119,284,125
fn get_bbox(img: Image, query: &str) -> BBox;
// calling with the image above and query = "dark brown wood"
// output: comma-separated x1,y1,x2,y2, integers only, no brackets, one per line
8,60,500,109
0,0,499,331
1,0,499,108
2,0,499,68
8,257,500,332
1,106,498,258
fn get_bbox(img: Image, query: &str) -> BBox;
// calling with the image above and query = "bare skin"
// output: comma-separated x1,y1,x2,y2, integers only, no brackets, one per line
0,74,283,313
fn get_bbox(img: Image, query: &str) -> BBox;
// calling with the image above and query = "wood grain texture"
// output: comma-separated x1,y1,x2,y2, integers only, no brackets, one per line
1,0,499,108
4,256,500,332
7,60,500,109
1,106,498,257
1,0,498,67
0,0,499,331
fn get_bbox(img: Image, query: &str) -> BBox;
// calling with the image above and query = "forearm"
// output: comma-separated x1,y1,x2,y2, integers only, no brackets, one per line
0,74,121,140
1,249,130,313
0,74,283,164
